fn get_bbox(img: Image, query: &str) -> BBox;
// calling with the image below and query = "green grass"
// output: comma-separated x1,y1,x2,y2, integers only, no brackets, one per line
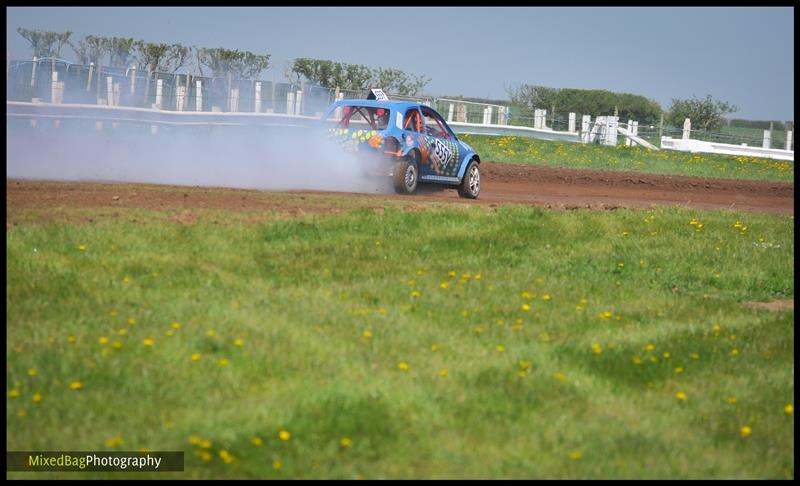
460,134,794,183
6,203,794,479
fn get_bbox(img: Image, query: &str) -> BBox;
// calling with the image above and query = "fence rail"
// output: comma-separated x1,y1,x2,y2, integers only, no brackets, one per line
6,58,794,158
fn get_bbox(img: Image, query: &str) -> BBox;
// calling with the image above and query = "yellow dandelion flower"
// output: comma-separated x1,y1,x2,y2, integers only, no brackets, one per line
99,336,109,345
411,290,420,298
362,330,373,339
520,291,532,299
440,282,449,289
112,341,122,349
171,322,181,330
165,330,174,337
199,451,213,462
727,396,737,404
251,436,263,446
591,343,603,354
439,368,449,377
118,328,127,336
68,335,77,343
398,361,409,371
599,311,613,320
28,367,38,377
199,439,212,449
632,356,643,365
675,367,684,374
676,391,687,401
519,360,532,370
9,389,20,398
218,358,230,367
189,435,201,445
473,326,483,334
279,430,291,441
234,338,244,347
662,352,671,359
521,303,531,312
127,317,136,325
206,330,216,337
554,372,566,382
496,345,505,353
784,404,793,414
542,294,551,301
69,381,83,390
78,244,87,251
430,344,438,352
272,460,283,470
447,271,456,277
219,449,234,464
730,348,739,356
690,353,700,360
142,338,154,347
105,436,124,448
579,298,588,305
474,274,481,280
191,352,202,361
570,451,582,461
340,437,353,448
740,425,752,438
32,392,42,403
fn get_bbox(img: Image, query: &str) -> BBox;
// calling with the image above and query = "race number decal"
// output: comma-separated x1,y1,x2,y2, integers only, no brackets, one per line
431,138,453,170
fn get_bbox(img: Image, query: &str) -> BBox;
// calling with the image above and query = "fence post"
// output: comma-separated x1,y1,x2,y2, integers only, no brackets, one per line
448,103,454,122
659,113,664,141
155,79,163,109
195,80,203,111
295,89,302,116
682,118,691,140
762,129,771,149
176,85,184,112
107,76,114,106
457,103,466,123
335,91,344,119
230,87,239,112
51,71,59,103
254,81,262,113
129,64,137,97
287,91,295,115
30,56,38,88
541,110,547,129
632,121,639,147
786,130,793,151
626,119,633,146
487,106,493,125
581,115,591,143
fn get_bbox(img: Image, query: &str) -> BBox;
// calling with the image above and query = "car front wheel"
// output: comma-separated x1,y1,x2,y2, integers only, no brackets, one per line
457,160,480,199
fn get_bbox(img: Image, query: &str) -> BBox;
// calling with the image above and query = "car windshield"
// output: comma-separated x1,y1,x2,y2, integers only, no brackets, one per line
327,105,391,130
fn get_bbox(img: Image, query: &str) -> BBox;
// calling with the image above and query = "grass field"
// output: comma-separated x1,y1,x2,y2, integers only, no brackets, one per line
6,198,794,479
460,134,794,183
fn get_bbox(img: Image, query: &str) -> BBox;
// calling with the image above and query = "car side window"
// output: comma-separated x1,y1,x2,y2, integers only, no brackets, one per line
421,108,451,140
403,109,422,133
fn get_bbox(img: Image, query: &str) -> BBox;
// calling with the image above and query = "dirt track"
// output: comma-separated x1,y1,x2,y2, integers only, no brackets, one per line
6,162,794,220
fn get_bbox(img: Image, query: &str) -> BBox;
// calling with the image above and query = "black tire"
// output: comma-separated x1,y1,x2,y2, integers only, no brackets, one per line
457,159,481,199
393,153,419,194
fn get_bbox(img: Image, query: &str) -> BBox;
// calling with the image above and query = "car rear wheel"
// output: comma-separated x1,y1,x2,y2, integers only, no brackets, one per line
457,160,480,199
393,154,418,194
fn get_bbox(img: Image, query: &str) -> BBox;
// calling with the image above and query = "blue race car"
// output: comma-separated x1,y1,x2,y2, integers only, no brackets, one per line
319,92,481,198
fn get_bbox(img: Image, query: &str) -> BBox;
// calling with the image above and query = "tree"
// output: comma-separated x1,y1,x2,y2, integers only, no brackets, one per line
370,68,429,96
506,84,663,124
107,37,136,68
666,95,738,131
196,47,270,78
289,58,429,94
17,28,72,59
135,41,192,73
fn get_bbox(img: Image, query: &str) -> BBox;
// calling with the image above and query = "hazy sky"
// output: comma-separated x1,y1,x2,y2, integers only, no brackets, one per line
6,6,794,120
